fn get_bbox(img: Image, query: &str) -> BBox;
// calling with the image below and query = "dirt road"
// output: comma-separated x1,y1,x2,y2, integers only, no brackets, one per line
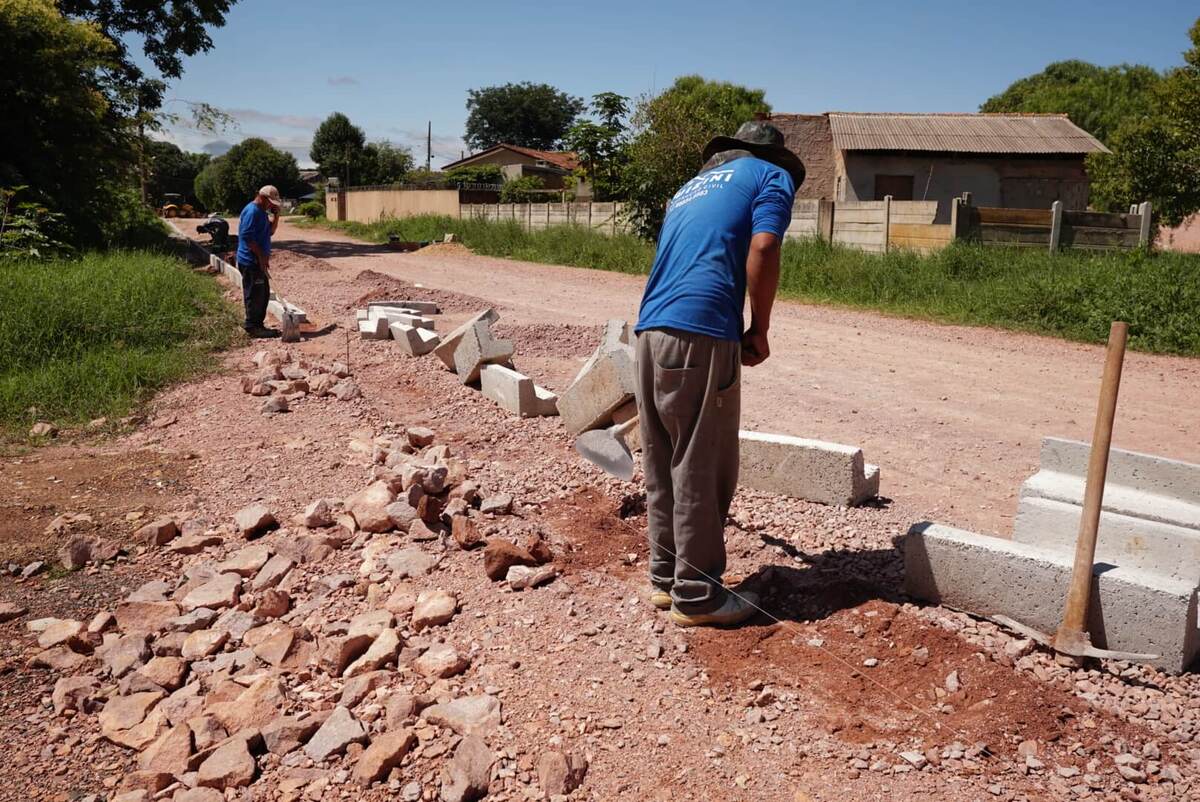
4,225,1196,801
272,219,1200,537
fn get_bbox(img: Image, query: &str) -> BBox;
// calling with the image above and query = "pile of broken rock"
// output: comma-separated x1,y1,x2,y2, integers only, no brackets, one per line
18,424,584,802
240,350,362,415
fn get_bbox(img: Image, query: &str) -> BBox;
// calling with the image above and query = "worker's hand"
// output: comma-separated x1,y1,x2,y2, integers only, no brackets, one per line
741,327,770,367
260,260,271,279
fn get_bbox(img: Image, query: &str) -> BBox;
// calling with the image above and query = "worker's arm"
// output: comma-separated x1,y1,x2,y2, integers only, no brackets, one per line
247,240,270,278
741,231,781,367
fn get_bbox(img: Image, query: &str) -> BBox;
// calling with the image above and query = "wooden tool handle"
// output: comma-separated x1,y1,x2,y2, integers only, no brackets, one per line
1057,321,1128,645
612,414,640,438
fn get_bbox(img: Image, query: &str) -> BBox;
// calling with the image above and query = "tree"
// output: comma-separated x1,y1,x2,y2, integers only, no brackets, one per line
499,176,545,203
1089,17,1200,226
981,60,1161,145
623,76,769,237
310,112,366,186
464,82,584,151
194,138,302,213
145,140,210,206
564,93,630,201
358,141,414,185
0,0,135,247
445,165,505,186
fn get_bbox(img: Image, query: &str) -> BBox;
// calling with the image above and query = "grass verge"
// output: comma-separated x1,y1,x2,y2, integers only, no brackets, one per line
299,215,1200,356
0,249,240,436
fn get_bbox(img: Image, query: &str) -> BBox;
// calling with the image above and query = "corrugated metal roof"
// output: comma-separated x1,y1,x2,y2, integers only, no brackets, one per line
827,113,1110,155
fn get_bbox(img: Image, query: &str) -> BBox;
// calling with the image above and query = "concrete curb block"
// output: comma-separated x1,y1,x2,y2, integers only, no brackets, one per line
389,323,440,356
267,294,307,324
369,300,440,315
434,309,499,370
358,317,390,340
904,522,1199,674
1013,437,1200,582
737,431,879,507
377,309,435,330
558,345,636,435
453,321,514,385
479,364,559,417
1014,496,1200,584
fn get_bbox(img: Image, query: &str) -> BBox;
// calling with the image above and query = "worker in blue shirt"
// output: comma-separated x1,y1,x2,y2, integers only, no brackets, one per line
236,185,283,337
634,121,804,628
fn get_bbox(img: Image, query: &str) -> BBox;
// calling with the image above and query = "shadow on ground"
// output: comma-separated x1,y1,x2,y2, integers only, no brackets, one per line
272,238,393,260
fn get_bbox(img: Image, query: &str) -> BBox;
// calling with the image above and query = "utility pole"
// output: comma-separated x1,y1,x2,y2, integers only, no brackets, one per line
426,122,432,172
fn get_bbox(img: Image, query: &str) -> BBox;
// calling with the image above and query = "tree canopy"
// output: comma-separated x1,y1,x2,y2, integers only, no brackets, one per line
309,113,414,186
981,59,1161,144
0,0,137,246
193,138,302,213
60,0,235,115
623,76,769,237
464,82,585,152
1089,18,1200,226
145,140,210,206
564,93,630,202
310,112,366,185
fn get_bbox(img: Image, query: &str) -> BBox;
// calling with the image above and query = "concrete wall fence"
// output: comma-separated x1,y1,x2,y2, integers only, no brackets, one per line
327,185,1152,255
462,202,630,234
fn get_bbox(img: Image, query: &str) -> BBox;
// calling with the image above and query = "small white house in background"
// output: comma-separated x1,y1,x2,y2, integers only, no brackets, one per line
442,144,580,190
771,112,1110,222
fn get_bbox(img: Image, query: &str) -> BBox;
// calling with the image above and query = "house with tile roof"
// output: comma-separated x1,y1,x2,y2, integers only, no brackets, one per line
442,144,580,190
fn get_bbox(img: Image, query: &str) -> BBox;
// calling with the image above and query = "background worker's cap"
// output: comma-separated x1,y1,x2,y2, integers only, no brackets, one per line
257,185,282,207
703,121,806,187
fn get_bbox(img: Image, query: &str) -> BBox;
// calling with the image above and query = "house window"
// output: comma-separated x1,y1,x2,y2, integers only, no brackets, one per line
874,174,914,201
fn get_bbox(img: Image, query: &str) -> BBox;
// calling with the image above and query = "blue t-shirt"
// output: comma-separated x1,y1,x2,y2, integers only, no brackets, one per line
236,202,271,266
636,156,795,341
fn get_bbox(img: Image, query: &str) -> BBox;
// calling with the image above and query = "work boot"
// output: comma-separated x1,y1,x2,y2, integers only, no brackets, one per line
649,589,672,610
246,326,280,339
669,591,761,628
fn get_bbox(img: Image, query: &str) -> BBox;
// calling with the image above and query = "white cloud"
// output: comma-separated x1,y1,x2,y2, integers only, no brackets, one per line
222,108,322,130
328,76,359,86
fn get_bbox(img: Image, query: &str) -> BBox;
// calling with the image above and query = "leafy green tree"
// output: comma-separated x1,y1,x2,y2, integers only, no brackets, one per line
499,176,545,203
1090,17,1200,226
464,82,584,151
194,138,302,213
310,112,366,186
445,165,505,186
564,93,630,201
623,76,769,237
981,60,1161,145
0,0,136,247
145,140,210,206
358,141,414,185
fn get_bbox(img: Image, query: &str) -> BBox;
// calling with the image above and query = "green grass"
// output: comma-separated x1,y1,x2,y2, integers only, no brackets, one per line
0,250,240,436
300,215,1200,356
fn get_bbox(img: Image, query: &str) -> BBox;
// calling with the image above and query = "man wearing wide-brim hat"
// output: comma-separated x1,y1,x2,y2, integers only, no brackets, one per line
634,120,804,628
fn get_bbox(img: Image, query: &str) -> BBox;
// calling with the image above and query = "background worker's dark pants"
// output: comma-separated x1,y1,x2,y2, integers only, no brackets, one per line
237,261,270,331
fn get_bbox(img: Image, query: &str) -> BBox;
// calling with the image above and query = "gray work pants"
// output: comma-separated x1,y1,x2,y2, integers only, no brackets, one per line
634,328,741,613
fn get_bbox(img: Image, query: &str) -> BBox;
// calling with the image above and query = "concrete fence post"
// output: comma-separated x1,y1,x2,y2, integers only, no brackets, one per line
1049,200,1063,253
882,195,892,254
1138,201,1153,248
817,199,834,242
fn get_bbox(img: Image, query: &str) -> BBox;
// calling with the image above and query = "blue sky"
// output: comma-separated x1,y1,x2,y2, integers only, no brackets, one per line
151,0,1198,168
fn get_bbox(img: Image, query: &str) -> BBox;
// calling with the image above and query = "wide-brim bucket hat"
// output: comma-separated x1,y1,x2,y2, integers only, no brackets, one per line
703,120,806,188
